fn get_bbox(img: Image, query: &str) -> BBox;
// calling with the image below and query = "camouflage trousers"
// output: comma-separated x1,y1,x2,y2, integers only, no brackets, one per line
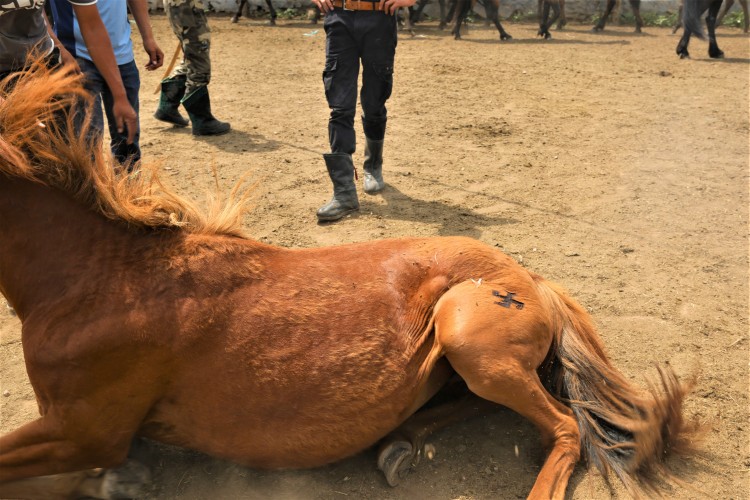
166,2,211,96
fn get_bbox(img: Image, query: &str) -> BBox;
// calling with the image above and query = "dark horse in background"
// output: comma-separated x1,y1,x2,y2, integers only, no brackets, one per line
537,0,567,39
677,0,726,58
231,0,322,25
450,0,512,40
593,0,645,33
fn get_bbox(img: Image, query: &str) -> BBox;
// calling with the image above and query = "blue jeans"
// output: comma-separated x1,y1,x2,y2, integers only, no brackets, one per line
78,57,141,165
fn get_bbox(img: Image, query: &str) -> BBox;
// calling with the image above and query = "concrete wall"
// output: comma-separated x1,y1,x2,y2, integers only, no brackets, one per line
147,0,683,20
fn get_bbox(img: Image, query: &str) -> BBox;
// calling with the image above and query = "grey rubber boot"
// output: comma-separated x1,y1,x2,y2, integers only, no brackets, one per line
363,137,385,194
317,153,359,222
154,76,189,127
181,86,231,136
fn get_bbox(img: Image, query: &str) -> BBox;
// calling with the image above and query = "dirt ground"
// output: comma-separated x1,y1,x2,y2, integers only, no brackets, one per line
1,14,749,500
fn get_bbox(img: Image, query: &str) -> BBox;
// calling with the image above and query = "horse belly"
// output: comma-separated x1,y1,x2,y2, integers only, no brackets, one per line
139,364,423,468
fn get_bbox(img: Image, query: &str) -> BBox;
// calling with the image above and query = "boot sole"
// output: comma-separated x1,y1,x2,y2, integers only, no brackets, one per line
316,207,359,222
153,112,189,128
192,127,231,136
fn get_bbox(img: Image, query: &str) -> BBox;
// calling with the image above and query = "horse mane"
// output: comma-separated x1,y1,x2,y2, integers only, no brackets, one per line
0,57,252,238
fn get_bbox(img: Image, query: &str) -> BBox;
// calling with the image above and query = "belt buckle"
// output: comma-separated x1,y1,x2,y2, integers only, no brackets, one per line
342,0,354,10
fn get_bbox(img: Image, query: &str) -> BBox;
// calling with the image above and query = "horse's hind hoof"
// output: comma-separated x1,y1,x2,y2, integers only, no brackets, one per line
592,25,604,32
709,49,725,59
377,440,413,487
501,33,512,41
78,460,151,499
231,16,239,23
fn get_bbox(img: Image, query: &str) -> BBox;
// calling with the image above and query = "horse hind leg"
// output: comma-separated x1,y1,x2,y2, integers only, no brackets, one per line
630,0,644,32
593,0,617,31
265,0,277,25
556,0,567,29
706,0,725,58
231,0,247,23
538,2,553,39
377,384,500,486
488,0,512,40
433,280,581,499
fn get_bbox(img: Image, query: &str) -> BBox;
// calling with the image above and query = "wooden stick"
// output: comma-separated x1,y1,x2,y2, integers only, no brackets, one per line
154,41,183,94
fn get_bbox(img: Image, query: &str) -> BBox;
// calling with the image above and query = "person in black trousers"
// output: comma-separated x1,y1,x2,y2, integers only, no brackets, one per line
312,0,416,222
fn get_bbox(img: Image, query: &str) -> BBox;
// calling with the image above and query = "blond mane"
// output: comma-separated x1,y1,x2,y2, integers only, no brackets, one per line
0,58,251,238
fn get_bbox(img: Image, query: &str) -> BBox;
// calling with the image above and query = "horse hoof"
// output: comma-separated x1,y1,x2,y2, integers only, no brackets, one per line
269,18,277,26
377,440,413,487
100,460,151,499
710,49,725,59
592,25,603,32
501,33,512,41
231,16,239,23
678,51,690,59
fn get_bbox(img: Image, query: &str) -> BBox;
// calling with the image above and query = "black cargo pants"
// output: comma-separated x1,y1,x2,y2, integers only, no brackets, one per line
322,8,397,155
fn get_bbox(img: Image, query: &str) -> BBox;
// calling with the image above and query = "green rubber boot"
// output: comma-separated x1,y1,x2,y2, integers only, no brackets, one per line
181,86,230,136
154,76,189,127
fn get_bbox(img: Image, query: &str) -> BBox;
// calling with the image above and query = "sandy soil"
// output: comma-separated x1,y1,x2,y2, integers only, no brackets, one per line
1,15,749,500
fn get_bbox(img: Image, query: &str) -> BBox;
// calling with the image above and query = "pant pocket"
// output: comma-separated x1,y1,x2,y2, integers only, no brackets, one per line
322,58,337,97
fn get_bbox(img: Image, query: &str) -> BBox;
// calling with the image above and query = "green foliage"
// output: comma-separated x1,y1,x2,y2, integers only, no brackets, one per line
642,12,679,27
722,11,746,27
509,9,537,23
276,8,303,20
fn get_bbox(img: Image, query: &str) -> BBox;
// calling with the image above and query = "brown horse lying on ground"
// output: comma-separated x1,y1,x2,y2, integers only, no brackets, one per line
0,62,699,499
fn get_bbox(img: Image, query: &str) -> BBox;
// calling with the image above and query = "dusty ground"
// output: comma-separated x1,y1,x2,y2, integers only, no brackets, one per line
1,14,749,500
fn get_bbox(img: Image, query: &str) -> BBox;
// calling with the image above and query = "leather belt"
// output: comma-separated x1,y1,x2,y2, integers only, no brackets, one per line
331,0,384,11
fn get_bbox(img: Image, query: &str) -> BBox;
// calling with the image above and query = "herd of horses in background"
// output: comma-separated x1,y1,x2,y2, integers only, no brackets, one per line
231,0,747,58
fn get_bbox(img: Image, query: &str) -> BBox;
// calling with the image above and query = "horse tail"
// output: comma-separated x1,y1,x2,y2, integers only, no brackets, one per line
534,276,699,496
682,0,706,39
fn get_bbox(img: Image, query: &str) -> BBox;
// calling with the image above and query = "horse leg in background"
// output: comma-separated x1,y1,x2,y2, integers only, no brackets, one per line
451,0,471,39
629,0,644,32
717,0,750,32
0,417,149,499
673,2,684,33
310,5,322,24
715,0,735,26
593,0,617,31
556,0,567,29
377,392,500,486
441,0,457,29
231,0,248,23
487,0,512,40
706,0,725,57
399,7,417,36
265,0,278,25
676,18,693,57
538,1,551,38
412,0,430,22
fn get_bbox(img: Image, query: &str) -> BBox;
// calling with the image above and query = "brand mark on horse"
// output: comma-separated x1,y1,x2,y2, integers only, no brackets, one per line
493,290,524,310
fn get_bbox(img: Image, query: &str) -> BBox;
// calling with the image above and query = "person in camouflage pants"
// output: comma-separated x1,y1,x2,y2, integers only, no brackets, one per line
154,0,230,135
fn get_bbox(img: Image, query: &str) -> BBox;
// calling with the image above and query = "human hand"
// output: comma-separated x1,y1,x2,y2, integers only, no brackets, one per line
112,96,138,144
59,46,82,73
379,0,417,15
312,0,334,14
143,38,164,71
